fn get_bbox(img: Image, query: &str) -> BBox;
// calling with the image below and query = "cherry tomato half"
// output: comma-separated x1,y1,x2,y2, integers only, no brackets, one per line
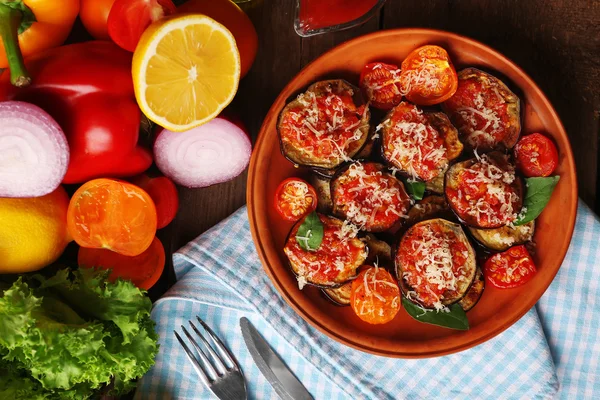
79,237,165,290
108,0,177,52
359,62,403,110
351,267,400,325
67,179,157,256
274,178,318,222
483,245,537,289
80,0,117,40
131,175,179,229
400,45,458,106
514,133,559,177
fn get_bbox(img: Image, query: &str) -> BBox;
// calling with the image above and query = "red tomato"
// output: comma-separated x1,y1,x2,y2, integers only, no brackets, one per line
400,45,458,106
351,267,400,324
484,245,537,289
78,237,165,290
108,0,177,52
80,0,117,40
514,133,559,177
274,178,318,222
132,175,179,229
359,62,403,110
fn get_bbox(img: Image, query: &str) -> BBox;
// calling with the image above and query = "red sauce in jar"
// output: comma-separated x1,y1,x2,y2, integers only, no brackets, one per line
298,0,380,31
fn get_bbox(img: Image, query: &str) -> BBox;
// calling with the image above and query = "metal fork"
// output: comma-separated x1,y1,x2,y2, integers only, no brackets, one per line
175,316,247,400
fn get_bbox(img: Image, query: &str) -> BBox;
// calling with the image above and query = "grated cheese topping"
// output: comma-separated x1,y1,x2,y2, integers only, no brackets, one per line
400,223,471,310
334,162,408,230
380,103,447,181
281,85,368,164
454,154,520,226
352,266,400,319
284,216,367,290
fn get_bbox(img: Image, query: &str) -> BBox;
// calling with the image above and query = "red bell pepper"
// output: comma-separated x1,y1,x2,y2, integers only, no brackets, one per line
0,41,152,183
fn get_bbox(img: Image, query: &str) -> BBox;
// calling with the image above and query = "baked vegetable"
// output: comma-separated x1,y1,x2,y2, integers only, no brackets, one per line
278,80,370,171
469,221,535,252
445,152,523,229
400,45,459,106
459,268,485,312
364,233,392,265
274,177,318,222
442,67,521,152
396,218,477,310
308,174,333,213
483,245,536,289
403,195,453,229
351,266,401,324
322,282,352,306
380,102,463,186
359,62,403,110
283,213,367,289
514,133,559,177
330,162,411,232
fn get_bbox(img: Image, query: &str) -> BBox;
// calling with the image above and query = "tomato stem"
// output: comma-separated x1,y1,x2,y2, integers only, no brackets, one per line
0,4,30,87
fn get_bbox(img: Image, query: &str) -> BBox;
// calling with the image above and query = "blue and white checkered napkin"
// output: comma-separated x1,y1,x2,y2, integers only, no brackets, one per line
136,201,600,400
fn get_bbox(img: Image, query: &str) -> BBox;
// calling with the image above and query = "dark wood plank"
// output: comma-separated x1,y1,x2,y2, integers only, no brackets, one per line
383,0,600,210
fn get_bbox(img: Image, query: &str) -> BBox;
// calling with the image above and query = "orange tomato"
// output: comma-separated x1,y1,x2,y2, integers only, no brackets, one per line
351,267,401,325
80,0,117,40
178,0,258,78
400,45,458,106
78,237,165,290
67,178,157,256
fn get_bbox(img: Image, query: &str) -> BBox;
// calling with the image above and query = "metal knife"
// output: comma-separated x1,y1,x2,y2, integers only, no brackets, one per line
239,317,314,400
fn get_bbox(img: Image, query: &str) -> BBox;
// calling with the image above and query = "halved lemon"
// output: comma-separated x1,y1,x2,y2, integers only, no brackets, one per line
133,14,241,132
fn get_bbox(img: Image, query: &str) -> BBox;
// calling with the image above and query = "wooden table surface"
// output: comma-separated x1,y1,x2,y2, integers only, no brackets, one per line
150,0,600,298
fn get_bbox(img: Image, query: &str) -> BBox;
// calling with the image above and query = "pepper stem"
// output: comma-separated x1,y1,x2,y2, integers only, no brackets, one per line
0,4,30,87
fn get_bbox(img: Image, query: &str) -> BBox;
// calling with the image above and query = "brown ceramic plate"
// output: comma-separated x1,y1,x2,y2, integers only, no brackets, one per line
247,29,577,358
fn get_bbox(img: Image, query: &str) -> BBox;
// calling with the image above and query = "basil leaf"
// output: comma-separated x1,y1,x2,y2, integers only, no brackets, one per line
402,297,469,330
514,176,560,226
405,180,426,200
296,212,324,251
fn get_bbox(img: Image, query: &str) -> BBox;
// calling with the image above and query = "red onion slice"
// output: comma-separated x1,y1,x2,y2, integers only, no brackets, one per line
0,101,69,198
154,117,252,188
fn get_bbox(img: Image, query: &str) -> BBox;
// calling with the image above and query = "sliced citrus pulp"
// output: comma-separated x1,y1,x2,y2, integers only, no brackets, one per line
132,14,241,132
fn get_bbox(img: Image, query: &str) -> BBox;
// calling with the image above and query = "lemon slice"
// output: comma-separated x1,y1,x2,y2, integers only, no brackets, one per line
133,14,241,132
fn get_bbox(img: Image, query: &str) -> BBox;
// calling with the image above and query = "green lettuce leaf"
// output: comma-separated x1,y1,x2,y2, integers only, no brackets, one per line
0,267,159,398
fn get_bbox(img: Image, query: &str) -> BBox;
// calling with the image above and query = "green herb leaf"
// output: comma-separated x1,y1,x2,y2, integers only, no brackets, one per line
405,180,426,200
401,297,469,330
514,176,560,226
296,212,324,251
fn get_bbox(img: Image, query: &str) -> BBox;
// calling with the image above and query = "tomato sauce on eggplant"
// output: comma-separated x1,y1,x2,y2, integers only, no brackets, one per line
445,152,523,229
396,219,477,310
284,214,367,288
278,80,370,169
442,68,520,152
380,102,463,183
331,162,410,232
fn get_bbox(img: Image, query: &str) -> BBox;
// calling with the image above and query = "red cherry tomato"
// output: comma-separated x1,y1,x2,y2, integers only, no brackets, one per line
108,0,177,52
274,178,318,222
483,245,537,289
132,175,179,229
359,62,403,110
514,133,559,177
400,45,458,106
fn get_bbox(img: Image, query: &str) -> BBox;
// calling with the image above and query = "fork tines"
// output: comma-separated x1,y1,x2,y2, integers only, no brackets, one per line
174,316,242,386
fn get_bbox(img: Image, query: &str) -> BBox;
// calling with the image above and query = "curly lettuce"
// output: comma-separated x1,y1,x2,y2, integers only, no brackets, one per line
0,268,159,399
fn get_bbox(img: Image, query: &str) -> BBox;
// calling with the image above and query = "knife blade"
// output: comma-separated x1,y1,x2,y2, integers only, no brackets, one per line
240,317,314,400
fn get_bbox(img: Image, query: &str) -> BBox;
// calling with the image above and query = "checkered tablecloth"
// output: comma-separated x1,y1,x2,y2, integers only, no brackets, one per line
135,201,600,399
